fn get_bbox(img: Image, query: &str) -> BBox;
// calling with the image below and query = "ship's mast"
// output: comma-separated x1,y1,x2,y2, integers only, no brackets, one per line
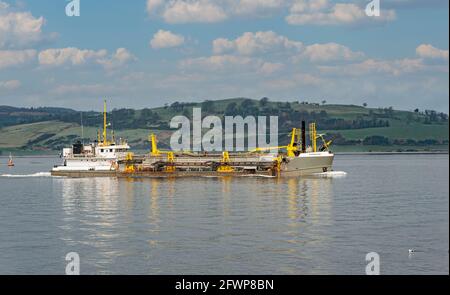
103,100,107,146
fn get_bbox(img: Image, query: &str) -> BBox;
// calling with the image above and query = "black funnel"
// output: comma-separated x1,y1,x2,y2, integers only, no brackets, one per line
301,121,306,153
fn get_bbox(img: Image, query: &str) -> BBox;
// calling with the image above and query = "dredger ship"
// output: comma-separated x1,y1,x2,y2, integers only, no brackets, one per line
51,102,334,178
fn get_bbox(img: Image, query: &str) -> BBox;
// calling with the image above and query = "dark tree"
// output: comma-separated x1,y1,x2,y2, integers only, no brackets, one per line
259,97,269,107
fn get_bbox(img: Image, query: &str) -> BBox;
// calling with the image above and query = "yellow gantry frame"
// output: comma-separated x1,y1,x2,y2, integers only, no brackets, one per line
309,123,317,152
166,152,175,172
149,133,176,172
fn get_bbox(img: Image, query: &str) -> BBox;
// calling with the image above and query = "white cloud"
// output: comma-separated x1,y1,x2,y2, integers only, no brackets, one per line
97,48,136,70
416,44,449,60
38,47,108,66
259,62,284,75
145,0,400,25
146,0,288,23
180,54,282,75
213,31,303,55
0,2,46,49
146,0,164,14
150,30,185,49
0,49,36,69
212,31,362,63
0,79,21,90
318,58,431,76
231,0,286,15
299,42,365,62
38,47,135,70
286,0,396,25
289,0,328,13
161,0,227,24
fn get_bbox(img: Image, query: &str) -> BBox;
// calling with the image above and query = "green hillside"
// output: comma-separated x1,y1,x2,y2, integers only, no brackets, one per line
0,98,448,154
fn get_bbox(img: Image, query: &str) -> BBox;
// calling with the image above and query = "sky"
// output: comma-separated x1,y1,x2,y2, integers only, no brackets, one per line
0,0,448,111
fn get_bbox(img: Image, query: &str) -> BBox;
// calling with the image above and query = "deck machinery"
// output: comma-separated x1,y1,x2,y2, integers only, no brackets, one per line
116,121,334,178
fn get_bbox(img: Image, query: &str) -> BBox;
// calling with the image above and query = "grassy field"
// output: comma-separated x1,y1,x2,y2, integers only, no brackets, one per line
0,120,447,154
0,121,76,148
0,99,448,153
330,145,449,153
0,121,173,152
323,120,449,141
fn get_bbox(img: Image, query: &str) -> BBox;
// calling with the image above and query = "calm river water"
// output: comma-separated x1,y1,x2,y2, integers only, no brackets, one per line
0,154,448,274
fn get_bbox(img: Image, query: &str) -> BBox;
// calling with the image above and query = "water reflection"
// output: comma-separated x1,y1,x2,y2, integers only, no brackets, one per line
221,177,232,217
56,175,336,274
58,177,122,270
149,178,160,228
2,155,447,274
60,177,120,217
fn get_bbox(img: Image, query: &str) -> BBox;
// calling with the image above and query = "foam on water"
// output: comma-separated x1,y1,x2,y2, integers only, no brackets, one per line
314,171,347,178
244,174,277,178
0,172,53,178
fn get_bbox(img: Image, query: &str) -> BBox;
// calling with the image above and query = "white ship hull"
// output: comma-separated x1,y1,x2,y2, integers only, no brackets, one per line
51,158,117,172
282,152,334,176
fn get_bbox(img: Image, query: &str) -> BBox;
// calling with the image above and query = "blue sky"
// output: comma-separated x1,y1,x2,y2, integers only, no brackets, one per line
0,0,448,111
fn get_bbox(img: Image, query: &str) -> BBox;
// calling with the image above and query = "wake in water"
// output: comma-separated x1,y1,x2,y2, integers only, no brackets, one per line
0,172,53,178
242,174,277,178
313,171,347,178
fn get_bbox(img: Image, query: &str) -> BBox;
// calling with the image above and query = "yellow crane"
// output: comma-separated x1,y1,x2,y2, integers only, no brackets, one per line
249,128,301,157
309,123,333,152
317,134,333,151
124,152,135,173
217,151,235,172
149,133,175,172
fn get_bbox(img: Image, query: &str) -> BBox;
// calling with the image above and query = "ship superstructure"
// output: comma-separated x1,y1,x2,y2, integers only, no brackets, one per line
51,101,130,174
